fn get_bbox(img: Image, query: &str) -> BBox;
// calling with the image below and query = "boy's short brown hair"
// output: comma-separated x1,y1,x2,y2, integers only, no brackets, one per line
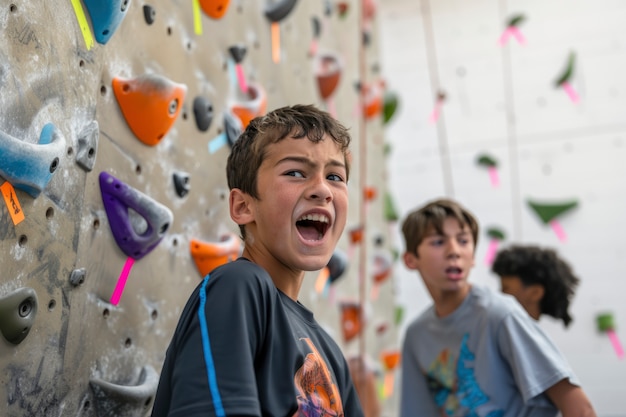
226,104,352,238
401,198,479,255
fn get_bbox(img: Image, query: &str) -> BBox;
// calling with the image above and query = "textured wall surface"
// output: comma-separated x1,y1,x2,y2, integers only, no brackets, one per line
379,0,626,415
0,1,399,416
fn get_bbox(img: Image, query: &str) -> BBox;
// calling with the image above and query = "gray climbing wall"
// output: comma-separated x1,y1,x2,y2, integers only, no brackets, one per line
0,0,399,416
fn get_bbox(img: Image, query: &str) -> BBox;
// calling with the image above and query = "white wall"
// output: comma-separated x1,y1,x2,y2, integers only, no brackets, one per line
378,0,626,415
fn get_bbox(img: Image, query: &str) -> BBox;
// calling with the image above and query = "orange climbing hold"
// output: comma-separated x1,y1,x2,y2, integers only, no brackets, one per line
362,80,384,119
231,83,267,128
349,227,364,245
199,0,230,19
315,53,342,100
363,186,377,202
380,349,401,371
340,301,363,342
190,234,241,277
112,74,187,146
372,252,393,284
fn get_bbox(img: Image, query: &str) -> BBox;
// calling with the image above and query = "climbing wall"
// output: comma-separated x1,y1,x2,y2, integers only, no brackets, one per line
0,1,399,416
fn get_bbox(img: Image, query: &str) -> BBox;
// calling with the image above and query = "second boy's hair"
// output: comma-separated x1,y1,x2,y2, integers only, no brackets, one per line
226,104,352,238
401,198,479,255
491,245,580,327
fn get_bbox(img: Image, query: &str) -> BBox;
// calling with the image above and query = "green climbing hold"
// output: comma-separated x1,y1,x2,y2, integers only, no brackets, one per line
527,199,578,224
383,91,399,125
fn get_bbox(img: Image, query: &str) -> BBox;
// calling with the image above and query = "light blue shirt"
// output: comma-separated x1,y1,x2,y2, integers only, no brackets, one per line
400,285,579,417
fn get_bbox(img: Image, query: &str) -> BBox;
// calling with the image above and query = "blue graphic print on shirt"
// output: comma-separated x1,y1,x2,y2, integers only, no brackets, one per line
427,334,504,417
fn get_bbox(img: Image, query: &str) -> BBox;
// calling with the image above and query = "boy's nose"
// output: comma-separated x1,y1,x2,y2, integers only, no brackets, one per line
307,176,332,202
446,241,460,257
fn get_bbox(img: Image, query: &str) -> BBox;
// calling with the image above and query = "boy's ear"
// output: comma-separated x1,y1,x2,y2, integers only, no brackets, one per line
403,251,420,270
229,188,254,226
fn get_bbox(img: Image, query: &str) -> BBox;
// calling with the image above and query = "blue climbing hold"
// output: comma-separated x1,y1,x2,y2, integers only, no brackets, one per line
0,123,65,198
83,0,131,44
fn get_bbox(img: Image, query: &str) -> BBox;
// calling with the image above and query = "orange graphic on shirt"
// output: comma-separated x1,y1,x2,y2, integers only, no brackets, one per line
293,338,344,417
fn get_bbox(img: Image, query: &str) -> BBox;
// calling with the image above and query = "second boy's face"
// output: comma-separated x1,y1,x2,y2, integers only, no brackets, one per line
247,134,348,273
404,217,475,296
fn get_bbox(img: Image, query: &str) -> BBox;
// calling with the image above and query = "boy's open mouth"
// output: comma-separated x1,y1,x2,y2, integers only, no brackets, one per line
296,214,330,241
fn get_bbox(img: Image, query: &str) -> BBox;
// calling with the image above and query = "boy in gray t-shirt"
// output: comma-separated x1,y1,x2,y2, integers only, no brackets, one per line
399,198,596,417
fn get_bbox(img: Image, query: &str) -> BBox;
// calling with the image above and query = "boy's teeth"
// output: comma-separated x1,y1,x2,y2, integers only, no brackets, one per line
299,214,329,223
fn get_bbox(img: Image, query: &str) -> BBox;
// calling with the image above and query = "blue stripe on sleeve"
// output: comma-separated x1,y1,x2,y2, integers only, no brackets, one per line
198,275,226,417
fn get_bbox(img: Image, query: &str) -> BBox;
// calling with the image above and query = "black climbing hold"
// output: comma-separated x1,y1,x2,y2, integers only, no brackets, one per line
143,5,156,25
193,96,214,132
311,16,321,38
264,0,298,22
173,171,190,198
224,110,243,147
228,45,247,64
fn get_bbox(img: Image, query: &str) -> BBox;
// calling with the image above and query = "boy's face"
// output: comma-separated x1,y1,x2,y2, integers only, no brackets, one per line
499,276,543,320
403,216,475,296
243,134,348,272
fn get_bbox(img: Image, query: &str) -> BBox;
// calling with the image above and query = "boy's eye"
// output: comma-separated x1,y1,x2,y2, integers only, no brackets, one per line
285,170,304,178
327,173,344,182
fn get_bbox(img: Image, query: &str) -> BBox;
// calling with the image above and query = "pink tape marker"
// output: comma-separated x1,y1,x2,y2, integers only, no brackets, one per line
498,29,511,46
429,99,443,124
309,39,318,57
235,64,248,94
347,245,355,262
607,330,625,360
484,239,499,265
510,27,526,45
549,220,567,242
370,283,380,301
561,81,580,103
488,166,499,187
110,256,135,306
327,98,337,118
499,27,526,46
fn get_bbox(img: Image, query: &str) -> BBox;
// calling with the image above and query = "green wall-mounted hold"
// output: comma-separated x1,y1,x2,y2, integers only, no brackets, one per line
383,91,399,125
527,199,579,224
597,313,615,332
384,192,399,222
476,154,498,168
555,51,576,87
486,227,505,241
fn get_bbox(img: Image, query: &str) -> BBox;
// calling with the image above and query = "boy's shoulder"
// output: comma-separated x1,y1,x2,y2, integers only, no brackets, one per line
468,284,530,322
406,285,526,332
208,257,275,291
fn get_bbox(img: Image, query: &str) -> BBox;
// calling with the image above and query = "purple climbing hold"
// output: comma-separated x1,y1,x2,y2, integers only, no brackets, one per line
99,171,173,260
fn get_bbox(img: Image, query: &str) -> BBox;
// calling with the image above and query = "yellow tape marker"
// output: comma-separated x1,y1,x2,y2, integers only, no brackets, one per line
193,0,203,35
1,182,25,225
70,0,94,50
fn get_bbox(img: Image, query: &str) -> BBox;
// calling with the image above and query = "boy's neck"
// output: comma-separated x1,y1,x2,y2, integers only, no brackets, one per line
242,247,305,301
432,285,471,317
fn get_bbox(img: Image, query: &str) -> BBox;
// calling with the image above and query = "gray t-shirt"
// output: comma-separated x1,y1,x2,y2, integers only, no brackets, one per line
400,285,579,417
